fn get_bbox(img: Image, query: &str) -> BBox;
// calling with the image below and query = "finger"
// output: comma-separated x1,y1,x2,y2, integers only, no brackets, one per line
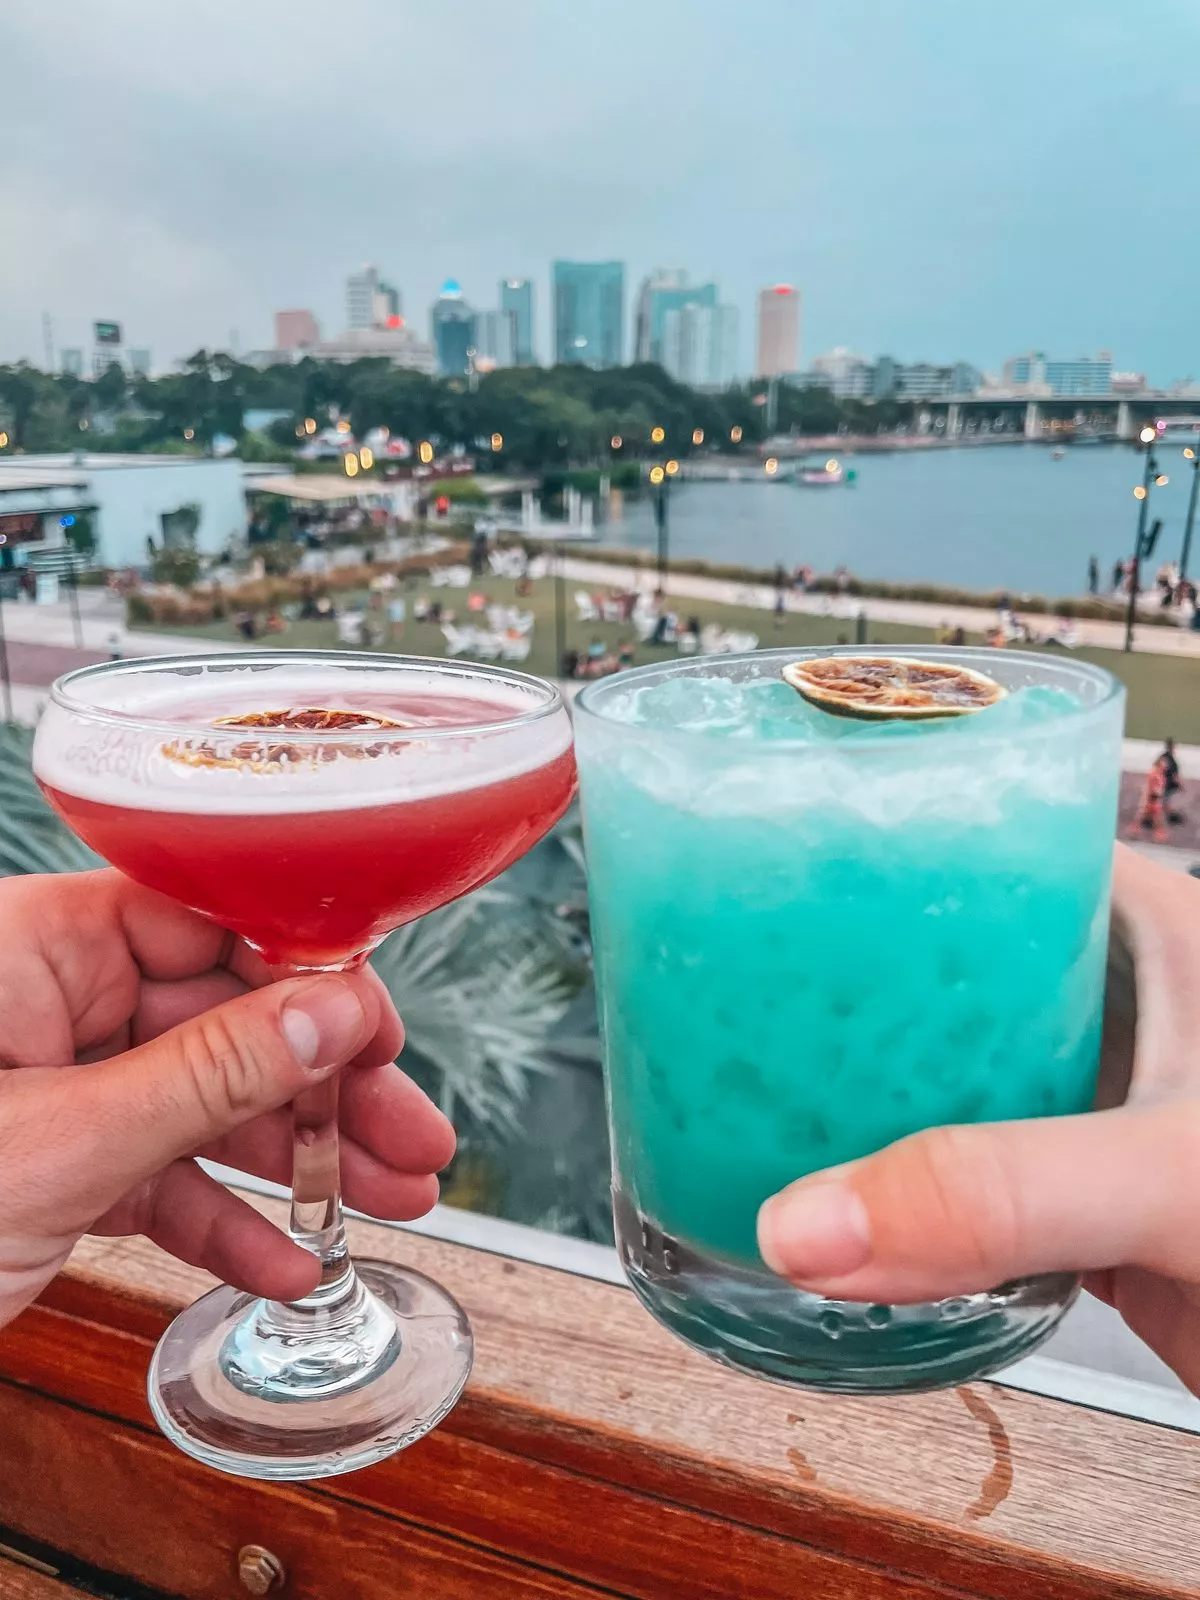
107,871,236,979
340,1061,454,1170
131,970,251,1045
206,1130,442,1221
200,1064,455,1177
756,1102,1200,1304
131,967,400,1069
350,967,405,1070
26,972,384,1228
132,1159,321,1300
1104,1268,1200,1395
1112,845,1200,1100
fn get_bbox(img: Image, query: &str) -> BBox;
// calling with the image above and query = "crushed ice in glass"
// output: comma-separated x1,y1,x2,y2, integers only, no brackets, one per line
608,675,1079,742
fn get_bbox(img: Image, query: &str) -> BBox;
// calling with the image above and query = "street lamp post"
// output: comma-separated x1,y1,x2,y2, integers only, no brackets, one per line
1125,425,1167,653
1180,437,1200,586
0,589,12,723
554,539,566,676
649,464,669,588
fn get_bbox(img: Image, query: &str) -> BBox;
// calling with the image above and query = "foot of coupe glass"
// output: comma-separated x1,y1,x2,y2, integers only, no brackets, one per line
147,1259,473,1480
147,1058,475,1479
220,1264,402,1401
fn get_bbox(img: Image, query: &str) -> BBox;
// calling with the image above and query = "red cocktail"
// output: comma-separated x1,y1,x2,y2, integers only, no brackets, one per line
40,684,576,966
33,651,575,1480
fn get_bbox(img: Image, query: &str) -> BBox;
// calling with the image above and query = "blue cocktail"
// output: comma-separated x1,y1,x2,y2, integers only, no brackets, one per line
575,648,1123,1391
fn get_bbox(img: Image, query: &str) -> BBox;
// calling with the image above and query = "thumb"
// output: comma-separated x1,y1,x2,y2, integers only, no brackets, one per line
756,1102,1200,1303
49,973,378,1220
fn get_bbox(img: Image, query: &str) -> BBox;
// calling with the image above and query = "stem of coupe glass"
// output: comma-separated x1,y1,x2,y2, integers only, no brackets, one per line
275,961,360,1311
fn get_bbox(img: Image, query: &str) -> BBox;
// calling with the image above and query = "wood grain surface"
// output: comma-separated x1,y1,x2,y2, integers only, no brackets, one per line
0,1195,1195,1600
0,1554,73,1599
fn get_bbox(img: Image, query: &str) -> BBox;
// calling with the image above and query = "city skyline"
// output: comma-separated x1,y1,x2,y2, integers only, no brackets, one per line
2,2,1199,382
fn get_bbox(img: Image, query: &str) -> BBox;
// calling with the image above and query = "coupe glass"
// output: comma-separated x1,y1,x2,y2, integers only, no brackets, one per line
34,650,575,1478
575,647,1123,1393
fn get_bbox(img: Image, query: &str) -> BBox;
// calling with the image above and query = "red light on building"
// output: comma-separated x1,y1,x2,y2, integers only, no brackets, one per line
772,284,795,296
386,314,405,329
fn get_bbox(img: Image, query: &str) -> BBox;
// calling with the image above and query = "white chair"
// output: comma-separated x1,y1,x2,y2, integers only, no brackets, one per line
442,564,472,588
429,567,450,588
574,591,601,622
500,634,532,662
336,611,365,645
472,631,503,660
511,610,535,635
727,631,759,653
677,632,699,655
440,623,477,656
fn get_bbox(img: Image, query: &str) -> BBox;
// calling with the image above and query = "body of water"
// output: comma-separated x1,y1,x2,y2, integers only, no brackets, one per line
604,443,1196,597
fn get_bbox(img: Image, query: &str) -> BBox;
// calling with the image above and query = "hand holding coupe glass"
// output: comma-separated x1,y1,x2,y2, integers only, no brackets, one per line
8,641,1193,1484
0,870,447,1333
32,650,574,1478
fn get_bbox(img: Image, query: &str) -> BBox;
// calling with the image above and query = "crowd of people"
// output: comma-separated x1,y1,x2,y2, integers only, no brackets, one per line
1088,553,1200,625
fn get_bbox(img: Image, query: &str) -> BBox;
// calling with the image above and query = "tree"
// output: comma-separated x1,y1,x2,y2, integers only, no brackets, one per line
0,363,52,450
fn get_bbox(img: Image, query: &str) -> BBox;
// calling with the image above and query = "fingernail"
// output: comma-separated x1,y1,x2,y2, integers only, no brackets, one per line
282,979,367,1071
757,1179,872,1281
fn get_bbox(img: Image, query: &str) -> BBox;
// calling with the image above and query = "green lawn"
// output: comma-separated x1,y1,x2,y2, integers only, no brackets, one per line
143,573,1200,743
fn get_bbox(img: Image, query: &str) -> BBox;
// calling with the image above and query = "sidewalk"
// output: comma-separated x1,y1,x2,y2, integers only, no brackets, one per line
562,556,1200,659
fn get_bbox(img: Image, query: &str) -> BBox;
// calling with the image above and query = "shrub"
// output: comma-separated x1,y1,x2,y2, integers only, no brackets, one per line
567,547,1177,626
123,544,473,629
151,545,201,587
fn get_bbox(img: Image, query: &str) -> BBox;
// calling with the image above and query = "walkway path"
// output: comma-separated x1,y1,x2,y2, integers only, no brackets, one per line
563,556,1200,659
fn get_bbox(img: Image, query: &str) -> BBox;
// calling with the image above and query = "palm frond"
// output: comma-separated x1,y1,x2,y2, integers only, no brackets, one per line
0,724,101,876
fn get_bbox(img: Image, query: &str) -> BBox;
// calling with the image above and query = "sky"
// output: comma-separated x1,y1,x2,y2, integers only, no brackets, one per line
1,0,1199,381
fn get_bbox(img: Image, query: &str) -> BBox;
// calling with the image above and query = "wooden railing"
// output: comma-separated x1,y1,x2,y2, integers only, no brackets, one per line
0,1190,1195,1599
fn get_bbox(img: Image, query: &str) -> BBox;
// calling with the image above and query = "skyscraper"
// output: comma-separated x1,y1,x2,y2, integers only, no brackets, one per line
633,269,724,366
634,268,688,362
662,302,739,389
755,284,801,377
475,309,516,369
346,266,382,332
346,266,401,332
500,279,535,364
60,348,84,378
274,309,320,350
553,261,624,368
430,280,477,376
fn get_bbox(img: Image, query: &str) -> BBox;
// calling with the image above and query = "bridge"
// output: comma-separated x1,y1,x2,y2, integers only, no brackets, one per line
921,392,1200,442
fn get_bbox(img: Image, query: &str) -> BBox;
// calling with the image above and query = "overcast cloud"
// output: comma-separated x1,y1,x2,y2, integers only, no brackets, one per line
1,0,1198,379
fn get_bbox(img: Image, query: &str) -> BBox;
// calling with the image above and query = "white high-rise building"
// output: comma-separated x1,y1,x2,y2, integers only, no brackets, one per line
345,265,399,332
661,302,739,389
